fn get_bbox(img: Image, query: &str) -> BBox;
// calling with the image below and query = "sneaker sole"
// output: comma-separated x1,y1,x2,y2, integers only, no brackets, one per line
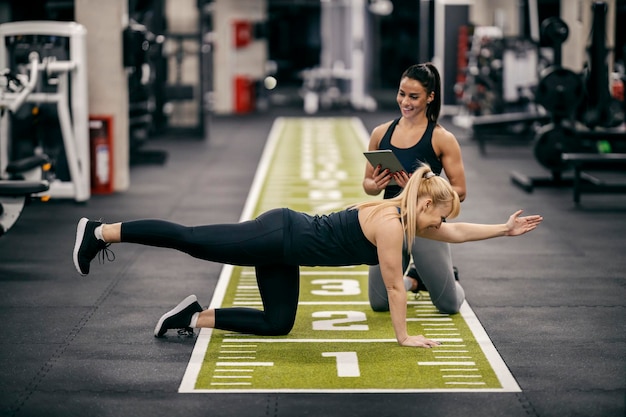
154,294,198,337
73,217,89,276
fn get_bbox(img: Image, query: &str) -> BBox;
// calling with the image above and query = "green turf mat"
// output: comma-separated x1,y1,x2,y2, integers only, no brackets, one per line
180,117,521,393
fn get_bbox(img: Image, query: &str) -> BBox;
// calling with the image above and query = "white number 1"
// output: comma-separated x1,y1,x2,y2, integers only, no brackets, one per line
322,352,360,377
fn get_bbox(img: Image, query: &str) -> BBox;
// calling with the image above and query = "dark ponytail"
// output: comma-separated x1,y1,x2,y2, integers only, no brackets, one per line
400,62,441,123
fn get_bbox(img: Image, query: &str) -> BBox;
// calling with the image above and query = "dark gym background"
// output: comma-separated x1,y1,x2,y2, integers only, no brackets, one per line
0,1,625,417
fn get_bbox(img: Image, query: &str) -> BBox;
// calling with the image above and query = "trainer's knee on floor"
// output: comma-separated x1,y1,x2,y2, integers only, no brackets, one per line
433,297,462,315
368,282,390,312
432,282,465,315
369,299,390,312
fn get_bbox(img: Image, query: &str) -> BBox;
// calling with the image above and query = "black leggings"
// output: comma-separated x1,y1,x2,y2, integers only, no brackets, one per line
121,209,299,335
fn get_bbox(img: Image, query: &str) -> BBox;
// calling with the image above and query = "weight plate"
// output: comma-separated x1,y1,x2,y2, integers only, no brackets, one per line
541,17,569,45
535,67,584,116
533,124,579,171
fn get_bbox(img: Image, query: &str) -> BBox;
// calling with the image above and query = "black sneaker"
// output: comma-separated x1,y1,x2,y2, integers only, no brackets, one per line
73,217,113,276
405,264,428,293
154,294,204,337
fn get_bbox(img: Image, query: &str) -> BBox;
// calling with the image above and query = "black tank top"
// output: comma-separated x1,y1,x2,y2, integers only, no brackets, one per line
379,118,442,199
283,208,379,266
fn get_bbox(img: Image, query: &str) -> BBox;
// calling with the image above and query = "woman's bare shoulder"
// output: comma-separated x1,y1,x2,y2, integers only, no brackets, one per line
358,205,402,243
433,124,456,139
368,120,395,150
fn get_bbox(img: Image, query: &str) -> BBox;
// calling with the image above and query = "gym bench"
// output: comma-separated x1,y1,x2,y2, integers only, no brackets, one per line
0,154,50,236
0,180,49,236
472,112,550,154
561,153,626,204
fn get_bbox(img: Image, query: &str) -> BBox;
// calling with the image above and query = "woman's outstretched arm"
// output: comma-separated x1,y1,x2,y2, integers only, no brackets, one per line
419,210,543,243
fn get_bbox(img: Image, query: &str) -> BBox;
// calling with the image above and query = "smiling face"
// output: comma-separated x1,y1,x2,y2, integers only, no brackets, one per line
416,197,453,232
396,77,434,119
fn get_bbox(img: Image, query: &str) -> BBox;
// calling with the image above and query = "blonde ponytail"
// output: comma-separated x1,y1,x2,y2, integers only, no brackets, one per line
353,164,460,245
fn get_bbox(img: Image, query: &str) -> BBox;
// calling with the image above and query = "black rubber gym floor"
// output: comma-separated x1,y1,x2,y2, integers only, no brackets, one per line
1,106,624,417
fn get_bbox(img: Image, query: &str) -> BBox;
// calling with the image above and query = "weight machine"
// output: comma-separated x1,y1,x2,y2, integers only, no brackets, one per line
0,21,90,236
0,21,90,203
0,50,50,236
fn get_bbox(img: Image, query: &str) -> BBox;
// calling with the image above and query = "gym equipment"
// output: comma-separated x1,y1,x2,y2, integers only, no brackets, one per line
123,18,168,165
0,158,50,237
562,152,626,204
579,2,624,129
469,31,548,154
300,0,377,114
540,16,568,66
466,0,545,152
0,51,50,236
534,67,583,118
0,21,90,203
530,66,586,172
511,4,626,193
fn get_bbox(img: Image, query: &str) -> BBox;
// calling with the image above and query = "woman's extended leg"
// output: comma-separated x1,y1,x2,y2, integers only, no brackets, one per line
73,209,286,276
120,218,284,265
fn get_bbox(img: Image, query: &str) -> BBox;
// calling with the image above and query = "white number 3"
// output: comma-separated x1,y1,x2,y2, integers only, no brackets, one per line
311,279,361,296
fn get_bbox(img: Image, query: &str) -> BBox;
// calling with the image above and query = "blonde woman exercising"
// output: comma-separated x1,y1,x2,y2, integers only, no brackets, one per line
73,165,542,348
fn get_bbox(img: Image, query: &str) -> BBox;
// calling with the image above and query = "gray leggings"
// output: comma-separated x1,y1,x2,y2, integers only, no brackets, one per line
368,236,465,314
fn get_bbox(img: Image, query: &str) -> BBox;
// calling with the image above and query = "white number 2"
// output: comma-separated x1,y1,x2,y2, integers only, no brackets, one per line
312,311,369,331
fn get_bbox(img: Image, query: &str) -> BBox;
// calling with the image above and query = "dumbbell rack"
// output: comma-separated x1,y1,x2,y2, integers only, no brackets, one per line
510,15,583,192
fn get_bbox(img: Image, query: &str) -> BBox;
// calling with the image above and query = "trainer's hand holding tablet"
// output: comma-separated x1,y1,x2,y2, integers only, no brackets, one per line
364,150,406,186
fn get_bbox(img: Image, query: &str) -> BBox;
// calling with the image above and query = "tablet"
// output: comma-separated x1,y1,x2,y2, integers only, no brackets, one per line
363,150,406,185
